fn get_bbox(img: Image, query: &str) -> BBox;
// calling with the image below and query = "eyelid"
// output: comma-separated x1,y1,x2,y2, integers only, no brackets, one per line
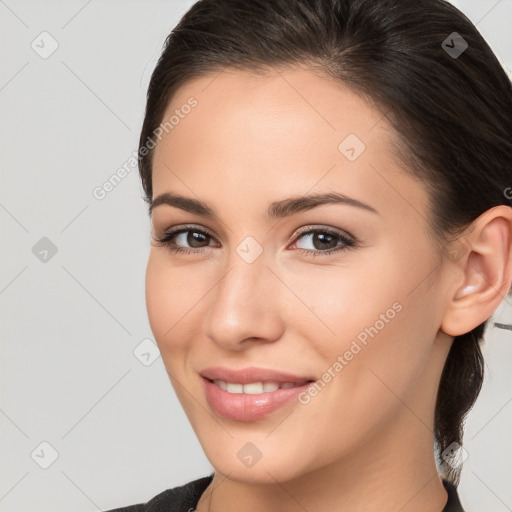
155,224,220,247
154,222,357,258
291,224,355,242
155,223,216,240
156,223,354,245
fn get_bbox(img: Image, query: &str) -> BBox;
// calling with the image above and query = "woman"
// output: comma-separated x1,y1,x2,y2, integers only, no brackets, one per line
106,0,512,510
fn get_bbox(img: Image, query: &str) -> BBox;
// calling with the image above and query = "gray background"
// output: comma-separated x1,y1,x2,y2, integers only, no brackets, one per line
1,1,511,511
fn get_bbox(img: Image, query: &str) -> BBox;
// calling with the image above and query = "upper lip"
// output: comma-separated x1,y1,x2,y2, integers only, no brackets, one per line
200,366,315,385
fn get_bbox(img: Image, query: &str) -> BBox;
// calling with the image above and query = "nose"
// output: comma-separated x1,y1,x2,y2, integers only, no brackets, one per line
203,251,285,351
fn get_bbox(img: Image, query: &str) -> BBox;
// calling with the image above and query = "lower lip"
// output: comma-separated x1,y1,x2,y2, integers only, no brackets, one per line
202,377,313,422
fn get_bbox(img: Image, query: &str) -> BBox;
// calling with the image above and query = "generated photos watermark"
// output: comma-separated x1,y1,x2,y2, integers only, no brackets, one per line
298,301,403,405
92,96,198,201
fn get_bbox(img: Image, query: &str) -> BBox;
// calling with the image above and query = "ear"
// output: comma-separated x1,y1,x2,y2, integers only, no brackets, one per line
441,205,512,337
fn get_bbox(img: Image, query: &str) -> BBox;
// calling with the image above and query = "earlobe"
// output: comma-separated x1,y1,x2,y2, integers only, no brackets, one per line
440,205,512,337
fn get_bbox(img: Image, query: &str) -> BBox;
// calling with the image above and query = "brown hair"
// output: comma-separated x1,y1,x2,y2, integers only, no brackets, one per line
138,0,512,484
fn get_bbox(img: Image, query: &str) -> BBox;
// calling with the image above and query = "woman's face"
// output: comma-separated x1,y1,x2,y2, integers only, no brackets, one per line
146,66,455,483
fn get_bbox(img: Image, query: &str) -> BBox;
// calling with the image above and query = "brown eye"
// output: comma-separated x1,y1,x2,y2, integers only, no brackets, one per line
290,227,356,257
153,226,217,254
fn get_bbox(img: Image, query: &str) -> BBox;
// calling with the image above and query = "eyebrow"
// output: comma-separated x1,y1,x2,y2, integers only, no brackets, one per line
149,191,379,218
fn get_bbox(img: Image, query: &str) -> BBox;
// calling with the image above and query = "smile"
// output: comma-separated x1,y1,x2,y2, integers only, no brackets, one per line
210,379,311,394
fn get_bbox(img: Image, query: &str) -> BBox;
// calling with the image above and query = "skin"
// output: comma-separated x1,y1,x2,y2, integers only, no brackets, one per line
145,66,512,512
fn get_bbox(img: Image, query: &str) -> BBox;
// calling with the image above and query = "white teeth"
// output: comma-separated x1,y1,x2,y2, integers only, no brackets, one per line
212,380,303,393
263,382,280,392
226,383,243,394
241,382,264,394
213,379,227,390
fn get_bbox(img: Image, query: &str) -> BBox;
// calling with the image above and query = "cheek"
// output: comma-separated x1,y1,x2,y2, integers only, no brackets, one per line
145,256,171,344
297,246,437,397
144,253,200,355
287,259,398,355
145,255,205,410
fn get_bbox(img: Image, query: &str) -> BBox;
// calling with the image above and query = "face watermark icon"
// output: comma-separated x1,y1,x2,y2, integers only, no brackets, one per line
441,441,469,468
442,235,470,264
338,134,366,162
442,32,468,59
32,237,58,263
133,338,161,366
441,220,476,264
31,31,59,59
31,441,59,469
237,442,263,468
236,236,263,264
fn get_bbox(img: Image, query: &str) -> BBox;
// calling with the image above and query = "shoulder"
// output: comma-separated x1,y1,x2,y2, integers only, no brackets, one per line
103,474,214,512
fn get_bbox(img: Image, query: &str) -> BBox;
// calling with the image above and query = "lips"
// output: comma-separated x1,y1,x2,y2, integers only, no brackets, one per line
200,366,316,385
200,366,317,422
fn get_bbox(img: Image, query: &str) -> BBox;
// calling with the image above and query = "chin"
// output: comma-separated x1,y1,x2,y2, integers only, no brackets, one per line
212,460,304,485
200,436,313,485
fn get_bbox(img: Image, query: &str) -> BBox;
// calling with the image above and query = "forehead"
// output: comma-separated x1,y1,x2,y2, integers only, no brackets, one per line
160,66,389,150
151,66,429,226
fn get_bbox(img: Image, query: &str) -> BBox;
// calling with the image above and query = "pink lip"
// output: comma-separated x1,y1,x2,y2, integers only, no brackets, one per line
202,378,314,422
200,366,315,385
200,366,316,422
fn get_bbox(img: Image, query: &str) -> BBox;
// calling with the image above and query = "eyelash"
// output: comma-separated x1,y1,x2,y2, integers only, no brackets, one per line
152,224,356,257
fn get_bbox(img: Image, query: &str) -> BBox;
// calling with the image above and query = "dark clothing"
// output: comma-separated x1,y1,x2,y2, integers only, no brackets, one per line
443,480,465,512
104,473,465,511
